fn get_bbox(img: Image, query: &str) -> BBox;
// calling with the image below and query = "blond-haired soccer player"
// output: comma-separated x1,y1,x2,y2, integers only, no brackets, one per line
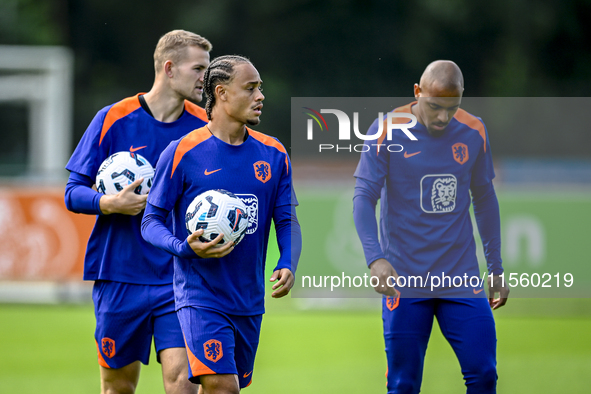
65,30,212,394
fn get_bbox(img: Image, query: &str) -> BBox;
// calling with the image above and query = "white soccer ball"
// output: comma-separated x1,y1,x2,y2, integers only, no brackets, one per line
185,189,249,246
95,152,154,195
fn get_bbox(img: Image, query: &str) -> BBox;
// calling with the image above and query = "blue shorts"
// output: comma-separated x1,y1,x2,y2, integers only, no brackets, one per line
382,296,497,394
93,281,185,369
177,306,262,388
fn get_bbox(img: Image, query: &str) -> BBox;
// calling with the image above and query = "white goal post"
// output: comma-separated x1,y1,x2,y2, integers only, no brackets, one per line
0,46,86,304
0,45,74,178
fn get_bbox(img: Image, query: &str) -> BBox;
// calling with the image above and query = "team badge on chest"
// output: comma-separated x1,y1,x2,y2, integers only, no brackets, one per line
253,161,271,183
420,174,457,213
452,143,469,165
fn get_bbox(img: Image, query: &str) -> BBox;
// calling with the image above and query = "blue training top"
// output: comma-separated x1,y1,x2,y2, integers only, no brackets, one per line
353,102,503,287
142,126,300,316
65,94,208,285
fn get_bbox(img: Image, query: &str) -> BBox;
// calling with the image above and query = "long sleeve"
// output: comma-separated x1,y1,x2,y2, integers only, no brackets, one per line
273,204,302,273
64,171,103,215
471,181,503,275
353,176,386,267
141,202,197,259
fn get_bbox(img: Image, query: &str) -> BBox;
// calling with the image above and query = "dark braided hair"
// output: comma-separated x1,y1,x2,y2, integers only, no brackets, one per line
204,55,252,120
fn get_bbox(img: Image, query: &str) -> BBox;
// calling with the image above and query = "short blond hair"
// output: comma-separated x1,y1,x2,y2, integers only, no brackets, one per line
153,30,212,73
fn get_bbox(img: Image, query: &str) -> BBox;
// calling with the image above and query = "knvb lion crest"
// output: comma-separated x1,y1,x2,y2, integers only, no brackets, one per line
452,142,469,165
204,339,223,362
101,337,116,358
386,294,400,311
253,161,271,183
236,194,259,234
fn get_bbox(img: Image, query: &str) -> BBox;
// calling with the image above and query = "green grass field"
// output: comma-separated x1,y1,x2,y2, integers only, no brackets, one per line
2,191,589,392
1,298,591,393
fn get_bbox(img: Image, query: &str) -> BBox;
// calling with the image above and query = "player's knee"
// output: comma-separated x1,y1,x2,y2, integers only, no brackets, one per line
200,379,240,394
102,379,137,394
163,370,196,394
388,378,421,394
204,384,240,394
101,366,140,394
160,348,195,393
466,365,497,392
201,386,240,394
162,361,184,383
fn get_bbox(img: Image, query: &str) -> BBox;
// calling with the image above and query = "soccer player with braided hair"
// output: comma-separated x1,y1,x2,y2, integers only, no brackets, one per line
142,55,302,393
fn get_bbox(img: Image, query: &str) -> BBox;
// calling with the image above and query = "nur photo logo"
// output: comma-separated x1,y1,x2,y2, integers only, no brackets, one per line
302,107,419,153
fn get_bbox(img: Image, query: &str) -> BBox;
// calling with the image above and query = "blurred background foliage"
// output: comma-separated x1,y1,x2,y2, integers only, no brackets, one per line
0,0,590,157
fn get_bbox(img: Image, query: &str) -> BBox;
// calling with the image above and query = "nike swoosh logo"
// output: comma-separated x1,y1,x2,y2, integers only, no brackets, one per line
403,151,421,158
243,371,253,378
130,145,147,152
473,288,484,294
204,168,222,176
